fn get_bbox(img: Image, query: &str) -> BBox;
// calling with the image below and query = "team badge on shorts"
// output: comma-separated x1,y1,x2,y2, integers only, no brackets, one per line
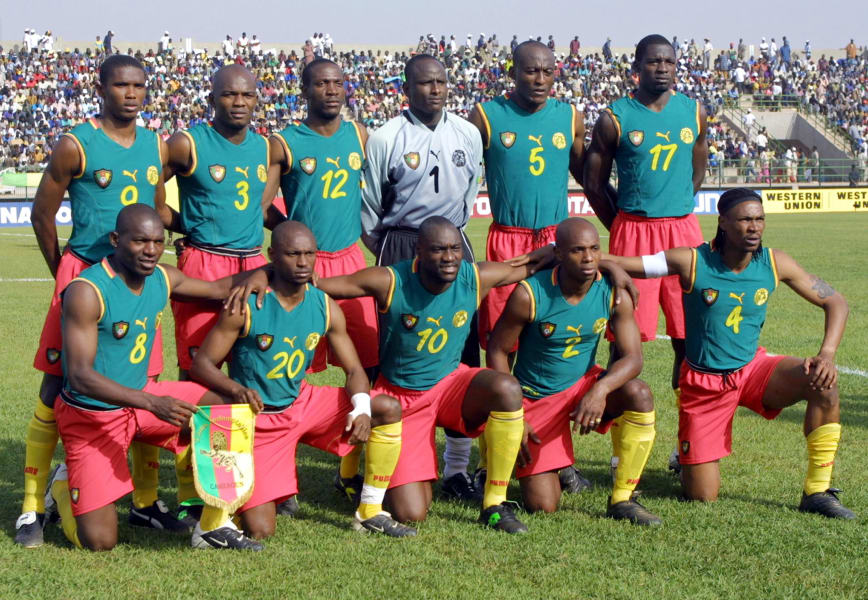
628,131,644,146
70,488,80,504
452,310,468,328
300,157,317,174
45,348,61,364
680,127,695,144
500,132,516,148
451,150,466,167
256,334,274,351
94,169,113,188
403,152,420,170
539,322,556,338
257,164,267,182
552,132,567,149
593,317,608,335
401,314,419,330
701,288,719,306
146,165,159,186
305,332,321,351
209,164,226,182
112,321,129,339
754,288,769,306
348,152,362,171
681,441,690,455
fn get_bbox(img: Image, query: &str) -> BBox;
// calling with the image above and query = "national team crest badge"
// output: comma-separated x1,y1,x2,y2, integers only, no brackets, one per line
305,332,321,351
348,152,362,171
257,164,267,182
452,310,468,328
500,132,516,148
112,321,129,339
680,127,695,144
46,348,60,364
539,322,556,338
256,334,274,351
452,150,466,167
70,488,80,504
702,288,719,306
146,165,159,185
299,157,317,175
552,132,567,149
681,441,689,455
403,152,420,170
94,169,112,188
401,314,419,330
593,318,608,335
628,130,644,146
209,164,226,183
754,288,769,306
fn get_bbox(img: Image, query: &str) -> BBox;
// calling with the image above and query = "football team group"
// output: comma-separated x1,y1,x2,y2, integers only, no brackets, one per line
14,33,855,552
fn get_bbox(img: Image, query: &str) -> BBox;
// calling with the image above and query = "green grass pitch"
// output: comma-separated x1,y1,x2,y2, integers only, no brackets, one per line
0,213,866,599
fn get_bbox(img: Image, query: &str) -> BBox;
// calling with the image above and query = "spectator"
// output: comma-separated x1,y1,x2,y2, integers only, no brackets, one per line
848,163,860,187
570,36,580,57
104,30,114,54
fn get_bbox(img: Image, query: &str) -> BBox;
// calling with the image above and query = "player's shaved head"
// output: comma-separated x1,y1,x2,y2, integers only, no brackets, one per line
212,64,255,95
404,54,444,84
418,216,458,244
115,204,162,235
512,40,553,68
555,217,599,247
271,220,316,250
301,58,340,87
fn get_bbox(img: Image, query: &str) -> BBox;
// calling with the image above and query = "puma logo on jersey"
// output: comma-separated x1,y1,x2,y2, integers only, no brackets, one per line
284,336,297,348
655,131,671,143
426,316,443,327
122,169,138,182
528,134,543,146
325,157,341,169
729,292,745,304
135,317,148,329
566,324,583,336
235,166,249,178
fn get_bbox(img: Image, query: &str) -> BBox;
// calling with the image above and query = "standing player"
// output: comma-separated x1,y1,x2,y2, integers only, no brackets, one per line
604,189,854,518
467,40,587,493
46,204,267,551
360,54,485,500
583,34,708,473
17,55,180,547
191,221,416,540
488,218,660,525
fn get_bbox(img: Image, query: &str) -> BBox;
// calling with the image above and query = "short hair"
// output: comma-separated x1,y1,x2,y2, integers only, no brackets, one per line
634,34,673,63
512,40,550,67
301,58,339,87
404,54,442,84
99,54,144,86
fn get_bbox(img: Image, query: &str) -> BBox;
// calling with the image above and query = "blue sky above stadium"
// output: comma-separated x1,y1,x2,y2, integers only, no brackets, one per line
1,0,863,49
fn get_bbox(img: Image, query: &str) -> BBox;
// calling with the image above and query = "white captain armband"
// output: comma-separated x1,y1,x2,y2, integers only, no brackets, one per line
348,392,372,419
642,251,669,278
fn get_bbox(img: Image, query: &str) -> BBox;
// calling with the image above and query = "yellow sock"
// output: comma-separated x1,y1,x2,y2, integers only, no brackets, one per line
358,422,401,520
199,505,230,532
130,442,160,509
611,410,656,504
51,477,82,549
22,400,59,514
673,387,681,408
340,445,362,480
482,409,523,509
476,434,488,472
804,422,841,495
175,447,197,504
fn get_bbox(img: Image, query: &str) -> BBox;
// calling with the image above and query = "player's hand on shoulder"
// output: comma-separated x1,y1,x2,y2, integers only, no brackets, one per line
570,385,607,435
803,355,838,391
345,413,371,445
517,421,541,468
225,266,271,313
600,260,639,307
146,394,198,427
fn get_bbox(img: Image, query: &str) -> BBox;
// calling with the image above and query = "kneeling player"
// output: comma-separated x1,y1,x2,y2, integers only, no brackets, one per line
605,188,855,518
47,205,267,551
191,221,415,542
488,218,660,525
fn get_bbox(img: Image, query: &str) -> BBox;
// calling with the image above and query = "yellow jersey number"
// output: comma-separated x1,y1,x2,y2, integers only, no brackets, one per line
416,328,449,354
234,181,250,210
725,305,744,334
321,169,348,199
120,185,138,206
129,333,148,364
648,144,678,171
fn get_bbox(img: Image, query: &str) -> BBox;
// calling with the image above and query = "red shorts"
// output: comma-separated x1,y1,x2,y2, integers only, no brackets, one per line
370,364,486,488
172,246,267,370
479,222,556,349
239,382,356,511
677,348,785,465
55,380,207,516
517,365,613,478
310,244,378,372
609,212,704,342
34,250,164,377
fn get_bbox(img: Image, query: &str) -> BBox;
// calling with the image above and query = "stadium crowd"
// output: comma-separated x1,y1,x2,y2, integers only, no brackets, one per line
0,30,865,173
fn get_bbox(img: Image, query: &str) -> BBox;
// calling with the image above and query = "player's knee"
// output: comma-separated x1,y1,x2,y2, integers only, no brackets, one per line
683,489,719,503
243,516,275,540
391,503,428,524
523,494,559,514
488,374,523,412
807,386,839,411
622,379,654,413
80,528,118,551
371,394,401,424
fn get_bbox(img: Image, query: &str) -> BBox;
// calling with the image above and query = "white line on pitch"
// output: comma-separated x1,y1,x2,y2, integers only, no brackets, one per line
0,278,52,282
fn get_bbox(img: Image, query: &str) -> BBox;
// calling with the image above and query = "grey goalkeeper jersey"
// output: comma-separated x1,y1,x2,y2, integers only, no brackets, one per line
361,109,483,243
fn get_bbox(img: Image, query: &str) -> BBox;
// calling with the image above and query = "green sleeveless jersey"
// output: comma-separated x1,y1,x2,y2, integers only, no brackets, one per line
477,96,575,229
62,259,169,410
274,121,367,252
513,268,614,398
229,286,329,409
608,92,700,217
684,243,779,371
65,119,161,263
177,123,269,249
380,258,480,390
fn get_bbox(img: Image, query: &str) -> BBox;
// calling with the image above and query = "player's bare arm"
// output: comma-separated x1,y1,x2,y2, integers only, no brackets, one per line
153,137,182,232
602,246,695,290
568,106,586,185
189,306,264,413
161,262,269,312
263,136,288,230
582,111,619,230
61,280,196,426
32,135,80,278
314,266,394,310
476,245,557,297
324,296,372,444
773,249,849,390
571,290,643,434
467,104,489,148
692,103,709,193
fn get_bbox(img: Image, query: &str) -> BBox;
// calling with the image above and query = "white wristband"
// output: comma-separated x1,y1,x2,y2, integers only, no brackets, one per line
348,392,372,419
642,251,669,278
